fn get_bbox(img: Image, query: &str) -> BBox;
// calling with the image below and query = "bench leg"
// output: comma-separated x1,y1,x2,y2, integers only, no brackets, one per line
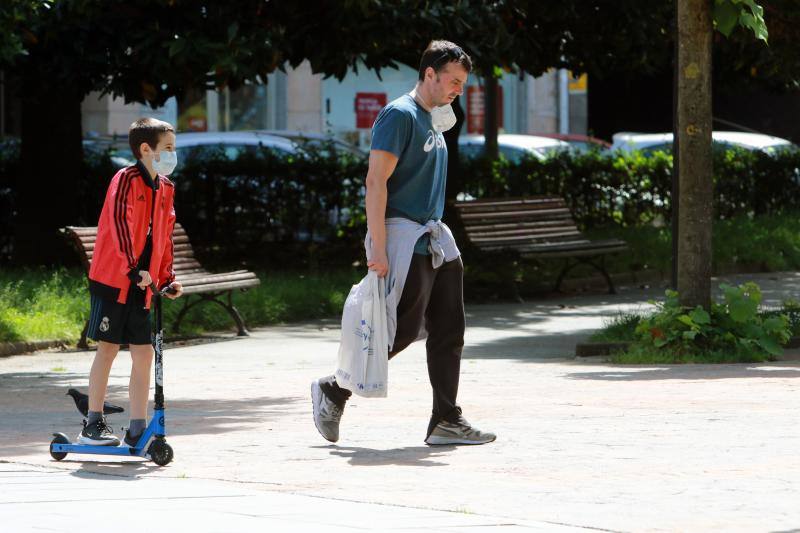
554,260,581,293
173,292,250,336
172,296,202,334
78,320,89,350
227,291,249,337
555,256,617,294
589,257,617,295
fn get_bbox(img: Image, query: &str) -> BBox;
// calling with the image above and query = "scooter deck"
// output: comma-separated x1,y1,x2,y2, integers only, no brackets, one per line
50,408,165,459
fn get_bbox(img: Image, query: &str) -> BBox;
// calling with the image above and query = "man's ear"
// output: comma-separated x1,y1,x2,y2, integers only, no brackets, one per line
139,142,152,157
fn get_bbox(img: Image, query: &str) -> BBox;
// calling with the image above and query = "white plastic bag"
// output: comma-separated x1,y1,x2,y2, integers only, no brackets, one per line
335,271,389,397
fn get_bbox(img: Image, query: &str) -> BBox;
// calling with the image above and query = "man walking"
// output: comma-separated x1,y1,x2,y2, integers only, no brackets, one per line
312,40,495,446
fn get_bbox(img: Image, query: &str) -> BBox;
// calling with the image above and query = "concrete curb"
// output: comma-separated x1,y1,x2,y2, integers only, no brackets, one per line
0,340,69,358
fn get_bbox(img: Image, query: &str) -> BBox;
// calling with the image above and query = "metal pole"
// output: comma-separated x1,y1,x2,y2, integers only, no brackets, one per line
558,69,569,134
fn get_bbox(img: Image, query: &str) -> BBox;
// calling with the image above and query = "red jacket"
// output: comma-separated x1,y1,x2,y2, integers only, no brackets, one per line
88,162,176,308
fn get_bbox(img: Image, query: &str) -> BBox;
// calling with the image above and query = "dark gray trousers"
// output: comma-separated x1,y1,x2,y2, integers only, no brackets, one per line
321,254,466,436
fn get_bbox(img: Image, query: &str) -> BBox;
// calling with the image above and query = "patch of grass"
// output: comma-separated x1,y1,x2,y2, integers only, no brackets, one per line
0,268,87,343
0,267,364,343
610,344,773,364
50,366,67,372
588,312,642,342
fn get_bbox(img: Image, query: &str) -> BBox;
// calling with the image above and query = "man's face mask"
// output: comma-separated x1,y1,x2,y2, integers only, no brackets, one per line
431,104,457,133
152,150,178,176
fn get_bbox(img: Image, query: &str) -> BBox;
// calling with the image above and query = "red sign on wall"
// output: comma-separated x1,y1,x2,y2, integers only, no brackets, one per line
466,85,504,134
355,92,387,129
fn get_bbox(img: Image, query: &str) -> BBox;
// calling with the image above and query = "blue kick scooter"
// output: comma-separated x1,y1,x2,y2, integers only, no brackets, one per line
50,283,176,466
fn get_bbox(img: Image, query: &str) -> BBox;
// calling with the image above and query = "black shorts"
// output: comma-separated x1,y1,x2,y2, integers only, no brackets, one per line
87,289,152,345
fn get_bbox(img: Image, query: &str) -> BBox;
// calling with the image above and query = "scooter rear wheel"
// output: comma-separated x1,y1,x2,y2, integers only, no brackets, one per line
50,433,70,461
148,439,173,466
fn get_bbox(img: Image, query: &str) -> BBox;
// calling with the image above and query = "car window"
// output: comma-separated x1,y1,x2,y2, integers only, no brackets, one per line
641,143,673,155
459,143,482,159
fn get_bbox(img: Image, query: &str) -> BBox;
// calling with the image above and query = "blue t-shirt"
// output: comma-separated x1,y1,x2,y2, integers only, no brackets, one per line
370,94,448,255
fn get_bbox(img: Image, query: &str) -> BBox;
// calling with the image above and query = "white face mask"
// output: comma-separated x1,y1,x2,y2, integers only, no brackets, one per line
431,104,457,133
152,150,178,176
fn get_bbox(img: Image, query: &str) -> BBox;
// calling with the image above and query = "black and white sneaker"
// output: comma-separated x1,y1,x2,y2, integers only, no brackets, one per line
78,418,120,446
122,430,141,448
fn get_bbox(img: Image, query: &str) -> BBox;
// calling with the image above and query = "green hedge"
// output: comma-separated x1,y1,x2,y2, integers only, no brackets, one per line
460,147,800,228
3,140,800,267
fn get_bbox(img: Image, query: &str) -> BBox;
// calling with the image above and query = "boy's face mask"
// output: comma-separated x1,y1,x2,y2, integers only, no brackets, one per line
431,104,457,133
152,150,178,176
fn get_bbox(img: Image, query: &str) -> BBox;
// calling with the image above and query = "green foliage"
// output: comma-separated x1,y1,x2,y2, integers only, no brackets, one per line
167,141,367,266
461,147,800,228
714,0,768,42
629,282,791,363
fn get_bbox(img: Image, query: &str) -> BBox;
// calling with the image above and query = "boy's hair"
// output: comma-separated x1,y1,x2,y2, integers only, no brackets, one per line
128,118,175,159
418,40,472,81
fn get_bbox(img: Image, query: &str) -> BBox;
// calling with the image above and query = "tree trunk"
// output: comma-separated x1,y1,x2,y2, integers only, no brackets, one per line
676,0,713,309
484,75,499,160
14,89,84,265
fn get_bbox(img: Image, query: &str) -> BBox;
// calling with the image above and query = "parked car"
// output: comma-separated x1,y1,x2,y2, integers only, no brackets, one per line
83,136,136,168
611,131,795,155
175,130,298,160
535,133,611,152
261,130,367,158
459,134,569,162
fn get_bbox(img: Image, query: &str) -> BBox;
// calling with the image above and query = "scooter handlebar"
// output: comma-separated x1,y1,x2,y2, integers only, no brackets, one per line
149,283,178,297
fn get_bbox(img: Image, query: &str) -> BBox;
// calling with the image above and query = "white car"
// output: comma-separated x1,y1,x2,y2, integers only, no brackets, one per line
459,134,569,162
176,131,298,160
611,131,794,155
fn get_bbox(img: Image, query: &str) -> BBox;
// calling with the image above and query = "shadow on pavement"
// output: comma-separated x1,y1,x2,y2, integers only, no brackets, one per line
69,462,162,479
316,445,456,467
0,370,303,458
565,364,800,381
462,331,595,361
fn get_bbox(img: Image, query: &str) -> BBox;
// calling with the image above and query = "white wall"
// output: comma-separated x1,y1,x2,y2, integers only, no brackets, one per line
81,92,177,136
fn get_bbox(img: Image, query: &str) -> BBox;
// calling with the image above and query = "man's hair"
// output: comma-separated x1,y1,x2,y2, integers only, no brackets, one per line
418,40,472,81
129,117,175,159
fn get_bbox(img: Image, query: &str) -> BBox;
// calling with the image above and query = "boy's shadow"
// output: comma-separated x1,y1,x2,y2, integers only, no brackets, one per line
66,460,163,480
313,445,456,467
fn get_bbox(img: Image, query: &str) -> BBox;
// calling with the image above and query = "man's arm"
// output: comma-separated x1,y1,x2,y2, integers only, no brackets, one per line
365,149,399,278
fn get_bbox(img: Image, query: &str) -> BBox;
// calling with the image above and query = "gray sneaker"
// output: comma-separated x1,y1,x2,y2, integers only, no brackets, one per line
311,379,344,443
425,418,496,445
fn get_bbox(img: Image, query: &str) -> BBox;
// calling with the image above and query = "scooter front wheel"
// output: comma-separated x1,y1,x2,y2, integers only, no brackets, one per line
50,433,70,461
148,439,173,466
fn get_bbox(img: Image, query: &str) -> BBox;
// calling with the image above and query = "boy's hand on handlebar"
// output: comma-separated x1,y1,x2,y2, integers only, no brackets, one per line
137,270,152,289
164,281,183,300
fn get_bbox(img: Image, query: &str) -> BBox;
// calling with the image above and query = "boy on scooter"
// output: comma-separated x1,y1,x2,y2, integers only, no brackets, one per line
79,117,183,447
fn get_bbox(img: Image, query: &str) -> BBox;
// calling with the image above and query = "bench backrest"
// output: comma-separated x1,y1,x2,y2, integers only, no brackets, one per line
63,223,202,275
452,195,584,249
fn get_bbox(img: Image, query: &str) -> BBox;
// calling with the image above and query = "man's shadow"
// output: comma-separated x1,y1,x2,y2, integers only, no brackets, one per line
313,445,457,467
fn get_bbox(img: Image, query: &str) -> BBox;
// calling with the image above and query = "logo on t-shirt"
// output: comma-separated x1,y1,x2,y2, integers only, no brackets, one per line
423,130,445,153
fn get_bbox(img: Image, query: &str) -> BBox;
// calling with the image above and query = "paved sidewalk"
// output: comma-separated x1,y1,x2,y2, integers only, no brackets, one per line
2,272,800,532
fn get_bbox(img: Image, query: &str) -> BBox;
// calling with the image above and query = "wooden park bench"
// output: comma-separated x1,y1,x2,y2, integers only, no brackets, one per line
452,195,628,296
63,224,260,349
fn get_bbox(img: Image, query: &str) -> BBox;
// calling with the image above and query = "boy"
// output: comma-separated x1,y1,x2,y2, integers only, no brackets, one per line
79,117,183,447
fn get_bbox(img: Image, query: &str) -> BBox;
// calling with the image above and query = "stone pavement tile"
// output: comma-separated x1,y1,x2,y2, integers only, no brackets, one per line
3,272,800,532
0,463,566,532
